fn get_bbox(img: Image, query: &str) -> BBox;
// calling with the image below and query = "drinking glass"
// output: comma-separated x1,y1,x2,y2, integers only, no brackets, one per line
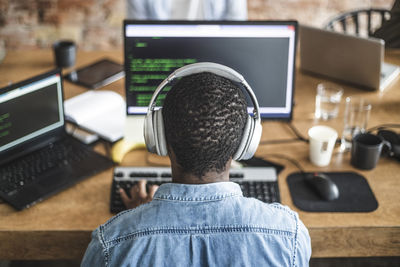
315,83,343,120
340,96,371,151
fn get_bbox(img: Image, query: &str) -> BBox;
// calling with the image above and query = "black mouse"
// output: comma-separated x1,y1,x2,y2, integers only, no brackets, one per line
305,173,339,201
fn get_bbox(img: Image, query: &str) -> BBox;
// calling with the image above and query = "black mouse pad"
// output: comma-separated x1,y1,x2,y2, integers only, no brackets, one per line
287,172,378,212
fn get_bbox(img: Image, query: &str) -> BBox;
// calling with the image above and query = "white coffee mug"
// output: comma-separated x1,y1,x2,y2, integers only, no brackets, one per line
308,125,338,167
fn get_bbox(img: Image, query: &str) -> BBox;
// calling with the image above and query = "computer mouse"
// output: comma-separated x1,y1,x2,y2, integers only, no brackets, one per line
305,173,340,201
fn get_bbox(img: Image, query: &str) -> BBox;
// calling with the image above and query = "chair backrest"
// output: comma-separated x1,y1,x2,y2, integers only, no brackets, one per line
324,9,391,37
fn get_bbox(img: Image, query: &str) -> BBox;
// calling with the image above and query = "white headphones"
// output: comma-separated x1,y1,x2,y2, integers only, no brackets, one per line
143,62,262,160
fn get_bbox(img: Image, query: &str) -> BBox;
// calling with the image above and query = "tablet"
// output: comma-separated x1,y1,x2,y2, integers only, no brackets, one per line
65,58,124,89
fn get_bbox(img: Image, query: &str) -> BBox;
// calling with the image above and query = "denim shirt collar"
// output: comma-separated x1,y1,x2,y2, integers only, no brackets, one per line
153,182,243,202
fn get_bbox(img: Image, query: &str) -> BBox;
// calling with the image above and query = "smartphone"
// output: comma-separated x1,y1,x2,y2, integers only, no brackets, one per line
65,58,124,89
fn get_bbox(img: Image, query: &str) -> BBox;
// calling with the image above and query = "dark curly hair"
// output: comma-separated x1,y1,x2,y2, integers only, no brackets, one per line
162,72,248,178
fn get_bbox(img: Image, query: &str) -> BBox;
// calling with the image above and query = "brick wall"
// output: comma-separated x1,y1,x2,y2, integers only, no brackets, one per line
0,0,394,50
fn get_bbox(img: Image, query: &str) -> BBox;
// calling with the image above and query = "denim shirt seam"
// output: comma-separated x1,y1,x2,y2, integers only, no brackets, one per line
98,225,110,267
103,202,153,227
291,212,300,267
153,192,242,202
265,203,300,266
270,203,296,215
104,225,296,247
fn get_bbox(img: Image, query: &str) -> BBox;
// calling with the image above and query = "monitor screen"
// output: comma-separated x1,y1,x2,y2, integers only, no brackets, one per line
124,21,297,120
0,72,64,153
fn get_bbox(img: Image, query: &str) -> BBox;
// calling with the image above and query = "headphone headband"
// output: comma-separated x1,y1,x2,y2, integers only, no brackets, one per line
147,62,260,120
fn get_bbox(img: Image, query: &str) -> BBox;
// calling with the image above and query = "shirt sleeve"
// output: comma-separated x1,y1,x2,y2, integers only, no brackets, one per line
81,229,107,267
294,218,312,267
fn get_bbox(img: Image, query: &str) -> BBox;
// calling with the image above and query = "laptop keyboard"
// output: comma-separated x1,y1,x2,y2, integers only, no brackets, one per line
0,139,93,195
110,166,280,213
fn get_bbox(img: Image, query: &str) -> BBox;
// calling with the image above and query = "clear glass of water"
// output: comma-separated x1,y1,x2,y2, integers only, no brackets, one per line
315,83,343,120
340,96,371,151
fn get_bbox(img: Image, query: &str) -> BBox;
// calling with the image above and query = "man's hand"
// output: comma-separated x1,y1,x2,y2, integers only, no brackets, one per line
119,180,159,209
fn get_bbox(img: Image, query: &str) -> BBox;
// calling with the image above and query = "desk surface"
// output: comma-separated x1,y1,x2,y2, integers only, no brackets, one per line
0,50,399,260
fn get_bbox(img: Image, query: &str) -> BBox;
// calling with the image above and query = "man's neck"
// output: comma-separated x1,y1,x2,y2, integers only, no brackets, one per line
172,169,230,184
171,160,231,185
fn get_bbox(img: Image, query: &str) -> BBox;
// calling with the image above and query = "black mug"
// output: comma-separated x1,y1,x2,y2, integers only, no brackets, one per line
53,40,76,68
351,133,391,170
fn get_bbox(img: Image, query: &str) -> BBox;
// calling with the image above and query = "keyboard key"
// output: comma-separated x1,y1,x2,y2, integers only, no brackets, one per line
115,172,124,178
0,139,98,194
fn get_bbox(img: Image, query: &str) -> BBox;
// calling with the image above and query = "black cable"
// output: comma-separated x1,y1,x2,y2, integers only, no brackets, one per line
261,123,400,146
366,123,400,133
259,138,304,145
286,122,309,143
259,122,309,145
261,153,306,174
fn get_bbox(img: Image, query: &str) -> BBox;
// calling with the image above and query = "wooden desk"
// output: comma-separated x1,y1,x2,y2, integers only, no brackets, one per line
0,50,399,260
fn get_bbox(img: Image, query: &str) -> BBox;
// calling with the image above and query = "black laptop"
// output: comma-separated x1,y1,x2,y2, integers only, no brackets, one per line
0,69,114,210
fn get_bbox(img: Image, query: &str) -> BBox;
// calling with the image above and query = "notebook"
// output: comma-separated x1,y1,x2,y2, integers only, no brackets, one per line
0,69,114,210
64,90,126,143
299,25,400,91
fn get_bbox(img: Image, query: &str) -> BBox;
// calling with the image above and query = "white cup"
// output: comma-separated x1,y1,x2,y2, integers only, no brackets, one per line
308,125,338,167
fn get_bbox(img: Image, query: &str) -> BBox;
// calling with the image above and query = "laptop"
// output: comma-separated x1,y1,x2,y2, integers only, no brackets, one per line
0,69,114,210
299,25,400,91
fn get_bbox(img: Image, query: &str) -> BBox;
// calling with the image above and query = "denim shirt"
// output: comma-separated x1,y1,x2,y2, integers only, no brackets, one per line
82,182,311,267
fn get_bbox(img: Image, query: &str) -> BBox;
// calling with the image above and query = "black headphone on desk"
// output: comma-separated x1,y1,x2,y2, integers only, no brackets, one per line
364,124,400,160
377,129,400,160
143,62,262,160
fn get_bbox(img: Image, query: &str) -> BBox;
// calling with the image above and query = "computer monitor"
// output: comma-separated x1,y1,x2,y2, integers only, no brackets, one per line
124,20,297,120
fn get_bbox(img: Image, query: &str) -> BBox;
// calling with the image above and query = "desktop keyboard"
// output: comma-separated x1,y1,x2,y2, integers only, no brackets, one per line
110,166,280,213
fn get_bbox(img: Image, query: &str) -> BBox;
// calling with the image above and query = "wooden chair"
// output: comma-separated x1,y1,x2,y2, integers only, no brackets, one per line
324,9,391,37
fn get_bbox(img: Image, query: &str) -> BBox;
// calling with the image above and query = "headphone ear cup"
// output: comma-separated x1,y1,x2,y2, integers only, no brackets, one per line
153,109,168,156
243,119,262,159
144,111,157,154
232,115,251,160
233,116,262,161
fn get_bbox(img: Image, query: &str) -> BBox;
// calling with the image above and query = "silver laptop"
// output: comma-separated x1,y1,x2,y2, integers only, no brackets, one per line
299,25,400,91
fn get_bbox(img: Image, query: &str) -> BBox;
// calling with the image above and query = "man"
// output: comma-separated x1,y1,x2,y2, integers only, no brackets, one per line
126,0,247,20
82,71,311,266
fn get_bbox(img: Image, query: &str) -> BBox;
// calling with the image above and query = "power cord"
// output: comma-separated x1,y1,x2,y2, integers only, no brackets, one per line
260,153,306,174
367,123,400,133
259,122,309,145
259,138,305,145
260,123,400,146
286,122,309,143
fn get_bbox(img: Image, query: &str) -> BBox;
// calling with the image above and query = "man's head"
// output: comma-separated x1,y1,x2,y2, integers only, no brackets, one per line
162,72,248,179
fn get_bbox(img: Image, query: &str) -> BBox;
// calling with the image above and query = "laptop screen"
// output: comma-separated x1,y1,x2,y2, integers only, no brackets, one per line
0,71,64,153
124,21,297,120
